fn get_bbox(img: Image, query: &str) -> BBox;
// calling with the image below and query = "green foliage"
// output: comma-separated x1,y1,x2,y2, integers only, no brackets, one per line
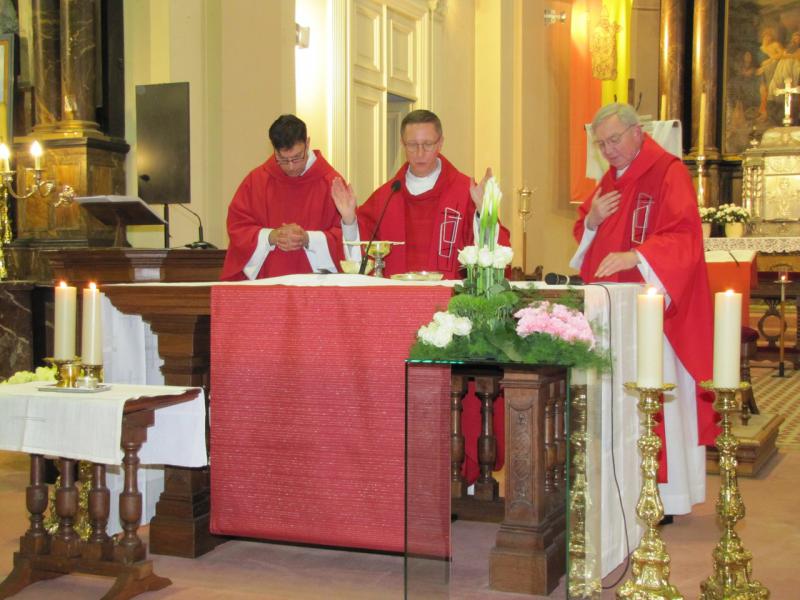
409,289,610,370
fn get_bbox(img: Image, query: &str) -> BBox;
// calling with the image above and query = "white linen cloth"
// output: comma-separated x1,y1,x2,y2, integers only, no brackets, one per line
0,381,206,466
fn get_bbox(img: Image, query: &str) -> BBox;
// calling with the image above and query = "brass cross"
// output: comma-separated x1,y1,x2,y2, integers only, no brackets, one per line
775,78,800,127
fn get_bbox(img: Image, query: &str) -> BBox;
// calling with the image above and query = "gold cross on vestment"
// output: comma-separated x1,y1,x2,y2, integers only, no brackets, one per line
775,78,800,127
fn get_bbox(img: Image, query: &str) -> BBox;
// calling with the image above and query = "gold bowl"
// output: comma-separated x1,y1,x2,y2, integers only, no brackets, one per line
340,259,374,275
367,241,394,257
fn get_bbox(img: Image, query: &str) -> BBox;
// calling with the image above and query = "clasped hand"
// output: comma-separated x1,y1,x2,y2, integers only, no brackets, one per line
269,223,308,252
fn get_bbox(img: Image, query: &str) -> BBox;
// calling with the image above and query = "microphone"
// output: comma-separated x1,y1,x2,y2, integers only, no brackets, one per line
175,203,217,249
544,272,583,285
360,179,402,274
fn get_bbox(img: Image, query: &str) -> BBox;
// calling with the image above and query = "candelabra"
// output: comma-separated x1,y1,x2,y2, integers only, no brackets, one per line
776,271,789,378
617,382,682,600
699,382,769,600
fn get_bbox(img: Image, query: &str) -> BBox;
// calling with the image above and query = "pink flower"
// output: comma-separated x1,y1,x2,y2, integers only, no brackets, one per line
514,301,595,348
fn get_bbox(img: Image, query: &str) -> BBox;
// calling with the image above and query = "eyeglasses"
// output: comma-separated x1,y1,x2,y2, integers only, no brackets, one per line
593,124,635,152
402,137,441,153
275,146,308,166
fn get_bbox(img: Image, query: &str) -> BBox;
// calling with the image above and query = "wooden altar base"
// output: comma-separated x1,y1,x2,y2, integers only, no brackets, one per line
706,412,784,477
452,497,504,523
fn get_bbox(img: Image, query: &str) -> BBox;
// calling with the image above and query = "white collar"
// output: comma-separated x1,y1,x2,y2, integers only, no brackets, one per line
405,158,442,196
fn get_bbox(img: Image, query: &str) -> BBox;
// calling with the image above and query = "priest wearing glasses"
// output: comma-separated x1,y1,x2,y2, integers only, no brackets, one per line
331,109,510,279
221,114,349,280
571,102,716,521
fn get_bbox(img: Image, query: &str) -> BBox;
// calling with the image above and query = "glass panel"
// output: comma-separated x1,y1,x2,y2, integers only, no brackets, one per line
567,368,603,599
405,362,452,599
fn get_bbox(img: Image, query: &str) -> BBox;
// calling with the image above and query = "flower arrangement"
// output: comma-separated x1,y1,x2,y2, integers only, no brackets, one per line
698,206,717,223
409,177,609,371
714,203,750,224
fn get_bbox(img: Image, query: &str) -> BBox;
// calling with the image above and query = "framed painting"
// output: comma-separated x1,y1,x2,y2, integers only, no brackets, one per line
721,1,800,158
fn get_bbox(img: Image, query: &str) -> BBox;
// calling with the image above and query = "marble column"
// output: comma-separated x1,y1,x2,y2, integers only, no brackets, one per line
59,0,101,133
691,0,720,159
31,0,61,132
658,0,685,124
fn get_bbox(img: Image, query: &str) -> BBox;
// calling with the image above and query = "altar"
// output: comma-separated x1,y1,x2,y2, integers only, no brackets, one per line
101,276,648,581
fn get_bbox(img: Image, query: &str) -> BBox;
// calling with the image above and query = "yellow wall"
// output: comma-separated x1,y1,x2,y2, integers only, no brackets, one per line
123,0,296,249
296,0,330,159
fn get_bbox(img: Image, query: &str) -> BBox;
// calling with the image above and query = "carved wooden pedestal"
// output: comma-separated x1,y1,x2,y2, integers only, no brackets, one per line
489,366,567,596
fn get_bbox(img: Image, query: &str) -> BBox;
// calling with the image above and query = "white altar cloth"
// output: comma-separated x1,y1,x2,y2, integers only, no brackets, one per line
0,382,207,466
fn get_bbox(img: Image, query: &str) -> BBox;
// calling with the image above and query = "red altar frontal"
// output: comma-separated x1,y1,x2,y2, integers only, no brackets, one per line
209,282,452,551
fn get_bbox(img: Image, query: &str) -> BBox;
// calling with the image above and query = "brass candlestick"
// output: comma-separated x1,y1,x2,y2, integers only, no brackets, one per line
568,381,601,599
699,383,769,600
617,382,682,600
775,274,788,378
44,357,81,388
0,186,10,280
517,186,533,274
696,156,707,208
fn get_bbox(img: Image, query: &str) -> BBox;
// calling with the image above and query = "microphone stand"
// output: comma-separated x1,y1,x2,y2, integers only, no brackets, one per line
360,180,401,274
174,203,217,249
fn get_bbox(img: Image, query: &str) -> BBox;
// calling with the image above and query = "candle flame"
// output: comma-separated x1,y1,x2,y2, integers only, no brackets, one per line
726,288,735,295
781,274,787,282
59,281,67,288
647,287,658,296
89,282,97,290
30,141,42,158
0,144,9,161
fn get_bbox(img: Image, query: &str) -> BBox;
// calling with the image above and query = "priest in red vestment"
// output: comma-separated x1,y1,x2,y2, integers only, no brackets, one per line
331,109,510,279
332,110,511,484
571,102,716,517
221,114,348,280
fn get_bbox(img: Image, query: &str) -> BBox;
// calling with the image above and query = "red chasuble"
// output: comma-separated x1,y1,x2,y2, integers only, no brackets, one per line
573,135,717,481
357,155,510,279
221,151,343,280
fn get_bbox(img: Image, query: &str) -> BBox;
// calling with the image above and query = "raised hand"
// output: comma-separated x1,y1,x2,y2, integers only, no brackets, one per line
331,177,357,225
270,223,308,252
594,250,639,279
586,188,621,230
469,167,493,212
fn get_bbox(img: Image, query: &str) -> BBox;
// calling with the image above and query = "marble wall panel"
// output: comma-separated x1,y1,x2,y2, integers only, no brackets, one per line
0,282,34,380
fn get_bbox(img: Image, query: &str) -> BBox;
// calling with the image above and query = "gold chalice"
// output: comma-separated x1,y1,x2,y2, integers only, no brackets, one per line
339,259,374,275
345,241,404,278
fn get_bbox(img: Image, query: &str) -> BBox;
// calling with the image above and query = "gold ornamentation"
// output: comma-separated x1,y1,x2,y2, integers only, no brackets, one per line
44,461,93,541
589,5,621,81
698,383,769,600
0,186,9,279
568,383,601,599
616,382,682,600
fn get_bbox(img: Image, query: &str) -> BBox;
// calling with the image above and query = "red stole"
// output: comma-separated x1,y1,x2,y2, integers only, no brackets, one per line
221,151,343,280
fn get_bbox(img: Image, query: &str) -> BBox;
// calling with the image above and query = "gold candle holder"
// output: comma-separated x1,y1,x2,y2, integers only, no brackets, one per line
617,382,682,600
81,363,104,384
568,382,601,599
517,186,533,274
696,156,707,208
699,383,769,600
44,357,81,388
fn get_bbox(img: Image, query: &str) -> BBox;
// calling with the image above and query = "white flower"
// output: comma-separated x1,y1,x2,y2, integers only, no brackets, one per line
433,311,457,329
492,245,514,268
452,316,472,336
482,177,502,215
458,245,478,266
478,247,494,268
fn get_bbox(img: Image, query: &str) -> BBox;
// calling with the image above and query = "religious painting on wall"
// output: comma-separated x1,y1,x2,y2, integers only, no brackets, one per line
722,0,800,157
0,34,13,145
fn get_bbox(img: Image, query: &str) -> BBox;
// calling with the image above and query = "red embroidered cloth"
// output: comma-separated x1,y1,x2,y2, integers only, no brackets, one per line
209,283,452,552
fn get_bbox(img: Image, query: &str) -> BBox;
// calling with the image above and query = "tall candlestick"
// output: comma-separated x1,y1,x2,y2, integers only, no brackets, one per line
637,287,664,387
30,141,42,170
81,282,103,365
697,92,706,156
54,281,77,360
713,290,741,388
660,94,667,121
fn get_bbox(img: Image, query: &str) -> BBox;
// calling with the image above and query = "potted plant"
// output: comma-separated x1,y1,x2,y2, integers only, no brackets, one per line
698,206,716,238
715,203,750,238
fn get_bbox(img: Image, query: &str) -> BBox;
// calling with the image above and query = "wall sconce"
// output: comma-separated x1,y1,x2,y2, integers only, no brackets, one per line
295,23,310,48
0,141,75,205
544,8,567,25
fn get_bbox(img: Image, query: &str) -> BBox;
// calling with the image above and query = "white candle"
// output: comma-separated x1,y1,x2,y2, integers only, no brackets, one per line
713,290,741,388
54,281,76,361
0,143,10,172
81,282,103,365
637,287,664,388
30,141,42,170
697,92,706,156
